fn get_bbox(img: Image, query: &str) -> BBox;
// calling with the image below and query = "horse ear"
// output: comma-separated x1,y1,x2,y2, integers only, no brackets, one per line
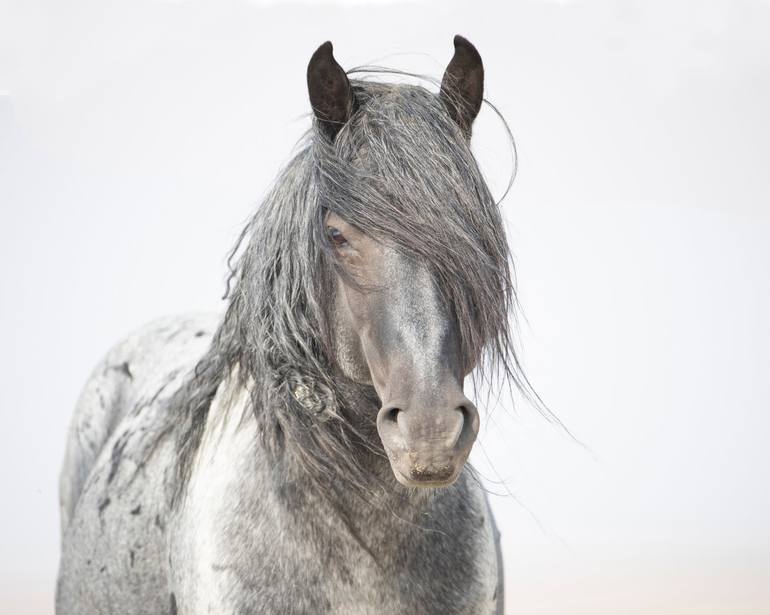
440,35,484,137
307,41,354,139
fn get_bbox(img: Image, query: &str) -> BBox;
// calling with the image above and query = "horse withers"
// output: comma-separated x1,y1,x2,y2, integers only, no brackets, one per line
57,36,514,614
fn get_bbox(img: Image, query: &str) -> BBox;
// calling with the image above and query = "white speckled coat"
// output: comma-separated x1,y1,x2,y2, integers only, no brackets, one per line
57,315,503,614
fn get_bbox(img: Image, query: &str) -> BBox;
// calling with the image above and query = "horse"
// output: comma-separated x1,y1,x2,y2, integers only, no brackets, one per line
56,36,523,614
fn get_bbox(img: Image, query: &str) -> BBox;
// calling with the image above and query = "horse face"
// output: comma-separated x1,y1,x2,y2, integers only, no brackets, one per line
326,211,480,488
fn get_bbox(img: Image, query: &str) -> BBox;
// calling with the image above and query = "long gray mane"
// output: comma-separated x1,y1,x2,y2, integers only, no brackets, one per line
167,75,535,505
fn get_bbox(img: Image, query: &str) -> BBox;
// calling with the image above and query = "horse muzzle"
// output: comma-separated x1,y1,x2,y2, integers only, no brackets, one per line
376,396,480,487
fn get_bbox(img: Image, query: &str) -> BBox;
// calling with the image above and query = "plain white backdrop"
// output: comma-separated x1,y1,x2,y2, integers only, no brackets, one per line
2,0,769,613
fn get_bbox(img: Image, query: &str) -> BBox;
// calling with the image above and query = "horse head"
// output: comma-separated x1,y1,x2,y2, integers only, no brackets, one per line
307,38,500,488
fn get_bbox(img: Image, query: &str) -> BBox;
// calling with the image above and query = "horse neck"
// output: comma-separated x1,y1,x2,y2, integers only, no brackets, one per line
203,366,442,533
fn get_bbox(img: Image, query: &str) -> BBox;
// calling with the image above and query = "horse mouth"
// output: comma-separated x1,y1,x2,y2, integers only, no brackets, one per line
391,462,459,488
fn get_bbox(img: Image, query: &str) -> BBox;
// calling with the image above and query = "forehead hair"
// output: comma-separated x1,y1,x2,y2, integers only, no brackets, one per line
312,80,514,384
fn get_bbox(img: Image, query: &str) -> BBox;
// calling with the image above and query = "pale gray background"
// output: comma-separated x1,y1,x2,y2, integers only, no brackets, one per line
2,0,769,613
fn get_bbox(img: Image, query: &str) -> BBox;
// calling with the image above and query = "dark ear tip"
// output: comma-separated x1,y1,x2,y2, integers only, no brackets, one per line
309,41,334,67
307,40,353,137
452,35,481,62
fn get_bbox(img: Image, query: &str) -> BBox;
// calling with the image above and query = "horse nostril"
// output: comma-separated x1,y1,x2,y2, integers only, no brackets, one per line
377,405,407,451
383,406,400,424
456,401,480,446
458,404,473,424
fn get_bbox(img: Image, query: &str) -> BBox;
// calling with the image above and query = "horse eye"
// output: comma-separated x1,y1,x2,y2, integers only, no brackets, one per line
327,227,348,247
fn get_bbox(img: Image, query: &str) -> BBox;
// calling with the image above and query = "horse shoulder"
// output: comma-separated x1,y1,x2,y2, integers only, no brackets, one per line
57,314,217,614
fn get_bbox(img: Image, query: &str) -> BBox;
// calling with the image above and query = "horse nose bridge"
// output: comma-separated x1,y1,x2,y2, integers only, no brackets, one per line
378,255,459,360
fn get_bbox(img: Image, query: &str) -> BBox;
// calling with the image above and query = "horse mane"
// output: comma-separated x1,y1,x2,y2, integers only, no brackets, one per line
167,72,542,506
